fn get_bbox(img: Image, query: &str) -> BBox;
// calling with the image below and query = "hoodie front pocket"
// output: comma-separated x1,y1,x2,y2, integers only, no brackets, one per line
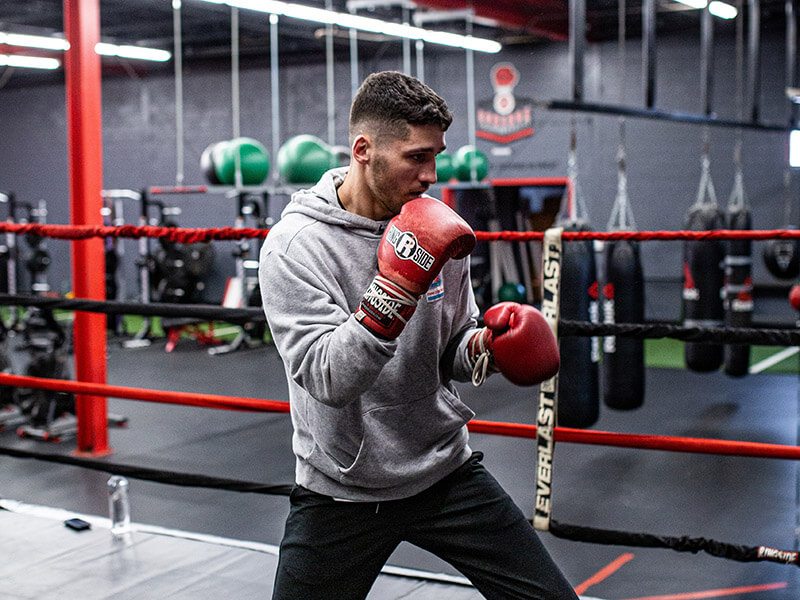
338,387,474,488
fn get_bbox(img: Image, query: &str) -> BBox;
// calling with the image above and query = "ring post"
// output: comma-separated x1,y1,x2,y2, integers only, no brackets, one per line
535,227,563,530
64,0,110,456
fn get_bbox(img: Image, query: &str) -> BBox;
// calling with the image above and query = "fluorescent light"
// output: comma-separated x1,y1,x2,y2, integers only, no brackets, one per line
708,1,737,18
791,130,800,167
674,0,708,8
200,0,501,53
0,32,69,51
95,42,172,62
673,0,738,17
1,31,170,62
0,54,61,69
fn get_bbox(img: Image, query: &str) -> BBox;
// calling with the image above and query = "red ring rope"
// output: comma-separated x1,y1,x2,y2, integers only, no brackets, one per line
0,373,289,414
2,373,798,461
0,222,799,243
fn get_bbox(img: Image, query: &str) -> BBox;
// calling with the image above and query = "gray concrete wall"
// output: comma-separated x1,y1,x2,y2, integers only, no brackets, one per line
0,25,795,322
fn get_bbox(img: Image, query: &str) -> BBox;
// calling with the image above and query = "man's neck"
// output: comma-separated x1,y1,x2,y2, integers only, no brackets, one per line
337,171,387,221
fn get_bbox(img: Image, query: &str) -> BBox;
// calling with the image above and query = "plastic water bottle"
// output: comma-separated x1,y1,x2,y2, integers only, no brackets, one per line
107,475,131,538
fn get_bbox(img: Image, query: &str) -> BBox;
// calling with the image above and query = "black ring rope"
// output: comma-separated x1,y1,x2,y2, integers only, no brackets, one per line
0,293,265,326
1,293,797,346
559,319,800,346
547,520,800,568
0,445,292,496
1,444,796,568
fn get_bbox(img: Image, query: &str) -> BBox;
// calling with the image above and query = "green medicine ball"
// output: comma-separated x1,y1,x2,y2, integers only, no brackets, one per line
498,282,526,303
454,145,489,182
278,135,338,184
201,142,223,185
213,137,270,185
436,152,455,182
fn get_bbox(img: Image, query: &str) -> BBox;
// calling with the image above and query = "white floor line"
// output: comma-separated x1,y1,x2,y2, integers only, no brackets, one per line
0,498,475,587
749,347,799,374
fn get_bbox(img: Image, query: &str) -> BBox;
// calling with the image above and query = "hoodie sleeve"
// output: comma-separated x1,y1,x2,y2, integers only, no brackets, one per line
260,245,398,408
441,260,482,384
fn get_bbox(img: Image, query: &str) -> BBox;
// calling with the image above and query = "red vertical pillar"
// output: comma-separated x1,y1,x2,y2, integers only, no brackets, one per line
64,0,110,455
441,186,455,209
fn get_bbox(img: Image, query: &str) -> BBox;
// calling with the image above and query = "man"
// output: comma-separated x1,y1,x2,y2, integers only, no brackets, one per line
259,71,576,599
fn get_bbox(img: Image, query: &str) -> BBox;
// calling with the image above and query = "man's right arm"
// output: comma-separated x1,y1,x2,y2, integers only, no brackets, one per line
259,247,398,408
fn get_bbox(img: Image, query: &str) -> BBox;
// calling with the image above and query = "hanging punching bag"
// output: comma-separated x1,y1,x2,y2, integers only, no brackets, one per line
558,220,600,428
723,206,752,376
602,240,645,409
682,204,725,372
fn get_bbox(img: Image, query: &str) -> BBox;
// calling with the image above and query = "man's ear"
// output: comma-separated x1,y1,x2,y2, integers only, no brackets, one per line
351,133,371,165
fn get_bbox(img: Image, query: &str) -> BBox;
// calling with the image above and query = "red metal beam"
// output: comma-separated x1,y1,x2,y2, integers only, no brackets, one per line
64,0,110,456
413,0,568,41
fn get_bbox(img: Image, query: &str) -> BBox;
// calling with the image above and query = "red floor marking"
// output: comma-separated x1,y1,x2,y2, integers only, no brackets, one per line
617,581,788,600
574,553,636,596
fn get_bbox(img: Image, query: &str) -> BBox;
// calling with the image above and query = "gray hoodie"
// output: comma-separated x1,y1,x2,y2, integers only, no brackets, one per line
259,167,480,501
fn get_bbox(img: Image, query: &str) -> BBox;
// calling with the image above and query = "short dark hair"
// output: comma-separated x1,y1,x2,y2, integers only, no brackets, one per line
349,71,453,145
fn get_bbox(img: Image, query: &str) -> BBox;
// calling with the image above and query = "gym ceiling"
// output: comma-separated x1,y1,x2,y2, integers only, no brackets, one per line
0,0,792,89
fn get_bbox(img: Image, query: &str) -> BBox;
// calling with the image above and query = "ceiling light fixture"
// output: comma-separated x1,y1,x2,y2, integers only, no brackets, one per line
708,1,738,19
0,31,172,64
673,0,708,9
195,0,502,53
790,130,800,167
95,43,172,62
0,54,61,70
0,32,69,51
672,0,738,18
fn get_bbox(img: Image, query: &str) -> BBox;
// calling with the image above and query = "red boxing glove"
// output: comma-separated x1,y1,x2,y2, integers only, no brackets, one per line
469,302,560,386
356,197,476,339
790,284,800,311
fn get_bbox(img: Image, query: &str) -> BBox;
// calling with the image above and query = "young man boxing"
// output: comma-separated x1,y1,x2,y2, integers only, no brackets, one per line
260,70,575,600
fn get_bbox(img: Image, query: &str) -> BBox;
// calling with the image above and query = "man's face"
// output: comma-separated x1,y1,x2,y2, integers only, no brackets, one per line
366,124,446,219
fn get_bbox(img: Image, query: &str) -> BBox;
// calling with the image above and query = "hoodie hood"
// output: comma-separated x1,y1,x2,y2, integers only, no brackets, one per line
281,167,386,236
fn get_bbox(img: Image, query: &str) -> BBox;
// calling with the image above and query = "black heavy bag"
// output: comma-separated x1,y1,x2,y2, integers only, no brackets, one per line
682,205,725,372
762,237,800,280
558,220,600,428
723,206,752,376
602,240,645,409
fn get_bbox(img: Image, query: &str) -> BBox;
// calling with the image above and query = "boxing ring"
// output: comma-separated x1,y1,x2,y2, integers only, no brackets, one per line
0,221,799,599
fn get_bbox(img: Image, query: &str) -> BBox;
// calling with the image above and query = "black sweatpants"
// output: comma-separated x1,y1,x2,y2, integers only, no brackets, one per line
271,452,578,600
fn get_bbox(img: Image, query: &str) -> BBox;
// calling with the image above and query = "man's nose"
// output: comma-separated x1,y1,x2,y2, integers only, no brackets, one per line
421,160,437,184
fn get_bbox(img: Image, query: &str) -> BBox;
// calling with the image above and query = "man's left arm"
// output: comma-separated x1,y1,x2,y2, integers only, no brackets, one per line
441,260,481,383
442,261,561,387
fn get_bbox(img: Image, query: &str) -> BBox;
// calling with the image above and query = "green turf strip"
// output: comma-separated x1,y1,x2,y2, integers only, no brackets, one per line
645,338,798,374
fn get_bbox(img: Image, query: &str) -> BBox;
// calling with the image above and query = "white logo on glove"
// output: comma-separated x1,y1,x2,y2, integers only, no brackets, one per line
386,225,435,271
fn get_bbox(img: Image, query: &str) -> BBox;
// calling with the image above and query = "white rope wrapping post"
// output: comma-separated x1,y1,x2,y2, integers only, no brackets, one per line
534,227,563,531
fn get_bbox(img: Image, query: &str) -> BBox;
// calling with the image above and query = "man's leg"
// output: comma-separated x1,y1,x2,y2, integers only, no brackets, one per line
271,486,400,600
402,453,578,600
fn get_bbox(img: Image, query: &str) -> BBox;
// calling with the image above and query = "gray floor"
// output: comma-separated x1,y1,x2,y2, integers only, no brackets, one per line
0,504,481,600
1,330,799,599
